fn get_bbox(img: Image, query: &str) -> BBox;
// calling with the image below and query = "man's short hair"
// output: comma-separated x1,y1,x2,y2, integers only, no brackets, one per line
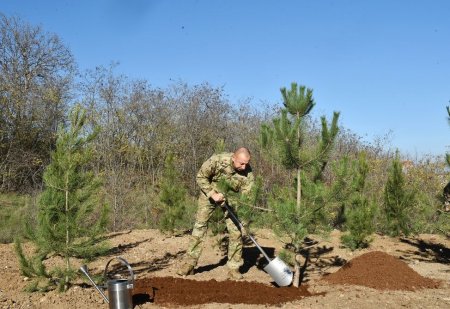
234,147,251,157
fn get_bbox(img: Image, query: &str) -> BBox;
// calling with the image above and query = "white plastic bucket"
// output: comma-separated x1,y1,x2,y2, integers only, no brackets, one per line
263,257,293,287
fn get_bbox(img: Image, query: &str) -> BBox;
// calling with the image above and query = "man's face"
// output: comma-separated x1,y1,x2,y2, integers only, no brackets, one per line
232,153,250,171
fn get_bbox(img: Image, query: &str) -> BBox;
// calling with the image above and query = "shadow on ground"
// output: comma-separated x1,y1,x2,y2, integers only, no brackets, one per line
106,238,152,256
241,245,275,273
398,238,450,264
133,292,153,306
99,230,133,241
294,238,346,284
240,237,346,284
195,256,228,274
194,245,275,274
106,250,186,278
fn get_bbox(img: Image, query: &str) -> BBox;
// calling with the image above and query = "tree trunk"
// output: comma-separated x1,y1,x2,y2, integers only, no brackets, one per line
295,112,302,287
64,174,70,291
296,167,301,211
296,112,302,211
113,193,118,232
293,259,301,288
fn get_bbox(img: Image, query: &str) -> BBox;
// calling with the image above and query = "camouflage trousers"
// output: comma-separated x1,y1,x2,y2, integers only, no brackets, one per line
185,195,243,270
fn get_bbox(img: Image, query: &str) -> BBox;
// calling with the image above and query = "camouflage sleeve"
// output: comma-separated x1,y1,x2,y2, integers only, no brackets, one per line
240,170,254,195
196,155,218,197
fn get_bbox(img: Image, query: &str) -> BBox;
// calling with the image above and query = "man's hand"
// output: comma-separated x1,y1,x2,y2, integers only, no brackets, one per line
210,192,225,203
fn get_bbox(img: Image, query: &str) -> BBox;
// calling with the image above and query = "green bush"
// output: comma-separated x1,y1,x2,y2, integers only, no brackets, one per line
403,158,447,234
0,193,35,243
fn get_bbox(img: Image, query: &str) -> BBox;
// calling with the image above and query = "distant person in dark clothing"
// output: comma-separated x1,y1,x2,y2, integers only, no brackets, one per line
444,182,450,212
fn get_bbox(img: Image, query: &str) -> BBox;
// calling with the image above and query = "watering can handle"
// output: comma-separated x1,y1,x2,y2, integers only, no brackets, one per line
103,257,135,287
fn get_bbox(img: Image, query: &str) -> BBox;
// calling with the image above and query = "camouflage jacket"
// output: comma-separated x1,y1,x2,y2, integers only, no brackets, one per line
196,152,254,199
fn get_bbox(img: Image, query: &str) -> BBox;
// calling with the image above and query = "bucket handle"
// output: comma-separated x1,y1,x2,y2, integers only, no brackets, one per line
103,257,135,289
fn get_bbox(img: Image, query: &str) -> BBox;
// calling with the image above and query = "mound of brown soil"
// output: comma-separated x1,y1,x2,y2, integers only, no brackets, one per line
323,251,440,291
132,276,322,306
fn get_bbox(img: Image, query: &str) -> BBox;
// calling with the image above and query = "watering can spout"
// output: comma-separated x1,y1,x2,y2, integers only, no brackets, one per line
80,264,88,274
79,265,109,304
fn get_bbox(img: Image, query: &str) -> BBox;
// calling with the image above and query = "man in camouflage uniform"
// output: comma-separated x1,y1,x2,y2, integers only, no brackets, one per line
176,147,254,279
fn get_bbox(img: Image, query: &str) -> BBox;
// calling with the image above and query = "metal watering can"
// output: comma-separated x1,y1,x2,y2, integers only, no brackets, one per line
80,257,134,309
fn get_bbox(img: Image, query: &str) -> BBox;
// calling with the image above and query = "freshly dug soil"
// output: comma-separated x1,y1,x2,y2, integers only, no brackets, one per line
132,276,322,306
323,251,440,291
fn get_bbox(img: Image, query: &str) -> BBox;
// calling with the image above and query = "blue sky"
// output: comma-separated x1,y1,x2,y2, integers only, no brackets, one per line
2,0,450,158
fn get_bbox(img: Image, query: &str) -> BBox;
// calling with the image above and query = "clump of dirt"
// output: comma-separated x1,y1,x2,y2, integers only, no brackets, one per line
132,276,323,306
323,251,440,291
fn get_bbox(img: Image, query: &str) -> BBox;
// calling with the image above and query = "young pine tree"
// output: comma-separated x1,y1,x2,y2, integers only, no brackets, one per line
217,176,263,224
340,152,377,250
15,105,109,292
158,153,188,234
383,151,415,236
329,156,353,229
261,83,339,287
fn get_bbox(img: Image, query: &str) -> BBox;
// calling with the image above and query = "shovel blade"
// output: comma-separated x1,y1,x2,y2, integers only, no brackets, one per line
263,257,293,287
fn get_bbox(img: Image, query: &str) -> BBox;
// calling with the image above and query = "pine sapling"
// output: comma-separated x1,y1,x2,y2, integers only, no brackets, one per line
383,151,415,236
262,83,339,287
341,153,377,250
158,153,188,233
15,105,109,292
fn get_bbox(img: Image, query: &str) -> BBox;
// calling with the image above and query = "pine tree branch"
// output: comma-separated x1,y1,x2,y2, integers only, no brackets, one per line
45,182,65,192
298,139,334,169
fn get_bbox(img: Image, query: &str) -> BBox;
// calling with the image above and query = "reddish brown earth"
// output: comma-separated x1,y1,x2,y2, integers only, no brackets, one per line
0,229,449,308
132,276,322,306
323,251,441,291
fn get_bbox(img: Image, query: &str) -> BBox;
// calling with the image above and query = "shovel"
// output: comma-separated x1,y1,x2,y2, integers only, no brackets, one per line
222,202,293,287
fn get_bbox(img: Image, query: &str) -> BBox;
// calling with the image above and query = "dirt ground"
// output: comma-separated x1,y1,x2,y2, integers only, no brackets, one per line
0,228,449,308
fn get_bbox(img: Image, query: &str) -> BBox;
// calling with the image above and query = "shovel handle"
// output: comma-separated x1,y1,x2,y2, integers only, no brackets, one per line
222,202,272,263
